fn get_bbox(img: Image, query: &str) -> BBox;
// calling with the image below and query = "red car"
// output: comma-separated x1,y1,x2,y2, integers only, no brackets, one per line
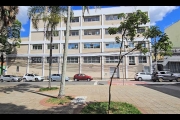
73,73,93,81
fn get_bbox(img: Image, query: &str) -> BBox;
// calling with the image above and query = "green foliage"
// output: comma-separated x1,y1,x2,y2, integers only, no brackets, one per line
0,19,21,54
46,96,74,105
28,6,69,38
0,6,19,32
145,26,173,57
108,10,150,52
39,87,59,92
81,102,141,114
82,6,101,18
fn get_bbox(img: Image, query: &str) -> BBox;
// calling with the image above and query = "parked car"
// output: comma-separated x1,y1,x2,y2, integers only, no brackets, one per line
23,73,44,82
152,71,180,82
73,73,93,81
0,75,22,82
50,74,69,81
134,72,152,81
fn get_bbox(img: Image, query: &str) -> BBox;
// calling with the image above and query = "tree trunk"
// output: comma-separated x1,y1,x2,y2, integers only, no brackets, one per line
0,52,4,75
58,6,71,98
48,26,53,88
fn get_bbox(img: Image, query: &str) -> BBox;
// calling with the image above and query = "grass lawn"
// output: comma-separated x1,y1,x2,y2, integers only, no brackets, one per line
80,102,141,114
39,87,59,92
46,96,74,105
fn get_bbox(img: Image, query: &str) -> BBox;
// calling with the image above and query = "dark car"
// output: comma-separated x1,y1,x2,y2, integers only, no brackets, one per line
152,71,180,82
73,73,93,81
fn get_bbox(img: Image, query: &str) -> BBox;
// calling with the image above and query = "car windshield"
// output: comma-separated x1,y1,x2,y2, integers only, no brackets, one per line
12,75,16,77
34,74,39,76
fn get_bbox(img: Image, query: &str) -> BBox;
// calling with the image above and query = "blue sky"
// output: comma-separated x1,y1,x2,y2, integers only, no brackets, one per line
17,6,180,38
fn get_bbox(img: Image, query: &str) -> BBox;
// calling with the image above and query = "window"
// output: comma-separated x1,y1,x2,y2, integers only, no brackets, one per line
138,41,146,47
139,56,147,63
47,31,59,37
63,43,78,49
105,56,123,63
105,29,121,34
32,44,42,50
105,42,123,48
128,42,134,48
105,14,122,21
84,43,100,49
67,57,78,63
71,17,79,23
140,73,146,75
31,57,42,63
64,30,79,36
84,16,99,22
84,56,100,63
137,28,145,33
129,56,135,65
47,44,58,49
84,29,100,35
47,57,58,63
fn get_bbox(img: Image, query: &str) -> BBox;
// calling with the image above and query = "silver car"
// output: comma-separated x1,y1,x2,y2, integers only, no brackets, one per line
0,75,22,82
50,74,69,81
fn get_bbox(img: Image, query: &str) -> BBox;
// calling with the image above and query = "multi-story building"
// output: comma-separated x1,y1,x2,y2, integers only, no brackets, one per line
156,20,180,73
5,6,152,79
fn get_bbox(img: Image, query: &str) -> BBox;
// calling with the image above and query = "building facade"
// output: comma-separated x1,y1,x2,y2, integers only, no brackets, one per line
6,6,152,79
157,20,180,73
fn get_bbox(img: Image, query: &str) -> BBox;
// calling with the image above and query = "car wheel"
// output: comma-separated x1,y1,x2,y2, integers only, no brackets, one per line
158,78,163,82
138,77,142,81
87,78,90,82
1,79,3,82
11,79,14,82
169,80,173,82
35,78,38,82
176,77,180,82
74,78,77,81
23,78,27,82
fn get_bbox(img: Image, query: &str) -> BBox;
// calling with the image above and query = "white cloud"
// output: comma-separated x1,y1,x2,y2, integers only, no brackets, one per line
149,6,179,26
21,27,25,32
16,6,179,28
17,6,29,25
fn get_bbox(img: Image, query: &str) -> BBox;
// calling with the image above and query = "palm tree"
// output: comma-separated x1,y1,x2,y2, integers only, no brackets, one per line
0,6,19,34
28,6,68,88
82,6,101,18
58,6,100,97
0,19,21,75
58,6,71,98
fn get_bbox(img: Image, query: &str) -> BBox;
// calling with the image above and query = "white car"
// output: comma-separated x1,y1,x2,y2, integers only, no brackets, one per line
0,75,22,82
134,72,152,81
23,73,44,82
50,74,69,81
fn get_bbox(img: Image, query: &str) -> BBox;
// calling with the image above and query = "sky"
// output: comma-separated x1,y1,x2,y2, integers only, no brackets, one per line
17,6,180,38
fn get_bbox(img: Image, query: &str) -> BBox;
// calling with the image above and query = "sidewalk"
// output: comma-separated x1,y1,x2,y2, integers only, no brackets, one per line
0,84,180,114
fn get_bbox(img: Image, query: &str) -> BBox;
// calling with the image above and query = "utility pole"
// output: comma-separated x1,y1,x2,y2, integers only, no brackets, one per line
58,6,71,98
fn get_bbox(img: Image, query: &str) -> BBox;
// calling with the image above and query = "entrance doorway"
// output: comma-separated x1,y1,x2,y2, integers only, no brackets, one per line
110,67,119,78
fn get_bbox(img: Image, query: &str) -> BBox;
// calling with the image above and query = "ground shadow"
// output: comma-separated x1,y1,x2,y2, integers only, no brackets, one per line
0,102,80,114
0,83,41,94
136,83,180,99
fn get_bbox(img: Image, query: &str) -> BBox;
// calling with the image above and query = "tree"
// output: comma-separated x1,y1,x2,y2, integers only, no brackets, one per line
28,6,68,88
58,6,100,97
58,6,71,98
0,6,19,33
144,26,173,72
107,10,150,114
0,19,21,75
